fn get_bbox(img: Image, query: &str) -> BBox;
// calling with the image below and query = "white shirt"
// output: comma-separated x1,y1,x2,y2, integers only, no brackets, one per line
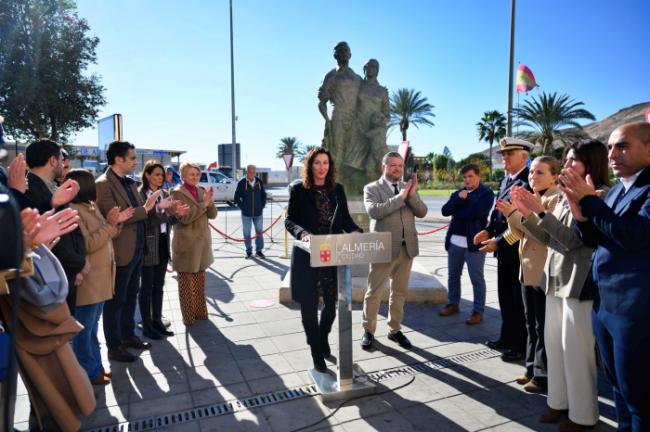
146,188,167,234
508,165,527,181
247,177,256,189
620,169,643,192
450,234,468,248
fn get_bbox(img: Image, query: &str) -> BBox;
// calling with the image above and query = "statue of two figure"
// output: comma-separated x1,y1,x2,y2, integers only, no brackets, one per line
318,41,389,197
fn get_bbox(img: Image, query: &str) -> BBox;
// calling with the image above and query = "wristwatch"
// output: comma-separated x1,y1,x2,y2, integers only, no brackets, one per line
537,211,547,219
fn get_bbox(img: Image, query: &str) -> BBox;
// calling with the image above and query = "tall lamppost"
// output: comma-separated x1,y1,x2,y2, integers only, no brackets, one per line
229,0,237,178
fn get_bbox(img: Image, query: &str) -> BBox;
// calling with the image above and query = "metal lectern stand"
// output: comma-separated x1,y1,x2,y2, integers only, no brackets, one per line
296,232,391,402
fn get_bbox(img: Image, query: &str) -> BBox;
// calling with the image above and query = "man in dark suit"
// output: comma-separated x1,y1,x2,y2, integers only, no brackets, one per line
474,137,532,362
562,122,650,432
24,139,86,315
95,141,160,362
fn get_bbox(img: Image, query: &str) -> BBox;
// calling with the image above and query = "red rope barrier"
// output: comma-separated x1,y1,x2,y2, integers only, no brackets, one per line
209,212,284,242
417,223,449,236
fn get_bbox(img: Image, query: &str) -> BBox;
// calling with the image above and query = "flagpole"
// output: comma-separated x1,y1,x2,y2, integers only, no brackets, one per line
507,0,516,136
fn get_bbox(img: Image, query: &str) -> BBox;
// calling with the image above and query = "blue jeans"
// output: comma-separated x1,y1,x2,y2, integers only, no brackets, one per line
73,302,105,380
447,243,486,313
242,215,264,254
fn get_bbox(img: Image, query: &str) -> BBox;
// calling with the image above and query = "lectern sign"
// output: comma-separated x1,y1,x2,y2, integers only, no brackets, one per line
308,232,392,267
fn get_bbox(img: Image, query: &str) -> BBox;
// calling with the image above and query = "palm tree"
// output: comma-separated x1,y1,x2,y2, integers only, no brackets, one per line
301,145,317,161
476,110,506,179
276,137,303,159
515,92,595,155
389,88,435,141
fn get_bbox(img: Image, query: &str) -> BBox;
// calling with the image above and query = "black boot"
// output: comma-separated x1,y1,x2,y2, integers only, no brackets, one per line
310,346,327,373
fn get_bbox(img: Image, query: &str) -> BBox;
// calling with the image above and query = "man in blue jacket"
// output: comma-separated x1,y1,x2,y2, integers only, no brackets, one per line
562,122,650,432
440,164,495,324
234,165,267,259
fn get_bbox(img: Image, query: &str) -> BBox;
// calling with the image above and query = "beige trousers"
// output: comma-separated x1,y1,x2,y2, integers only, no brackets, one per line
362,245,413,334
545,295,598,425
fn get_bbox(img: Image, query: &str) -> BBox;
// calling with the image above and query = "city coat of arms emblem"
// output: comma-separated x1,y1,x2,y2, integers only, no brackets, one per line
319,243,331,263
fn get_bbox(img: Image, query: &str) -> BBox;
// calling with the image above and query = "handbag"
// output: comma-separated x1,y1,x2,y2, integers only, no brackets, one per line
20,245,68,311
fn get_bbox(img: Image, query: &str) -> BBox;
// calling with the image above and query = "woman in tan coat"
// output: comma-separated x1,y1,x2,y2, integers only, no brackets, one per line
496,156,561,394
171,162,217,326
67,169,133,385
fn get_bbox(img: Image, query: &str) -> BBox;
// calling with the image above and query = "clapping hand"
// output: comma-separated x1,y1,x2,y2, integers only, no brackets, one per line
173,201,190,217
8,153,27,193
203,187,214,206
106,206,135,226
473,229,489,246
495,199,516,216
479,238,498,253
22,208,80,247
144,189,162,212
511,186,543,217
51,179,80,208
157,197,176,210
408,174,418,197
559,168,597,202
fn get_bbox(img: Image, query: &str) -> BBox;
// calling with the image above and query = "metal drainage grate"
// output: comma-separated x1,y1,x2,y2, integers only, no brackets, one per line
366,348,501,383
84,348,500,431
85,385,317,432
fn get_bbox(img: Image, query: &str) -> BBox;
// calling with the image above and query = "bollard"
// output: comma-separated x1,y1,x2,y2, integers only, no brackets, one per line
280,208,289,259
224,204,228,243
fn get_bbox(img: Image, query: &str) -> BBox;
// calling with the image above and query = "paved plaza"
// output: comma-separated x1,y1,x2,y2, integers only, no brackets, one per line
14,199,618,431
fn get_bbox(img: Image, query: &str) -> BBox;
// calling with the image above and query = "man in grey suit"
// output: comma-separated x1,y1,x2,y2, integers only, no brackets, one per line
361,151,428,350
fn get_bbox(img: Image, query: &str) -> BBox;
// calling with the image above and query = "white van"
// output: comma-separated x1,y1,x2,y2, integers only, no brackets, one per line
198,170,237,204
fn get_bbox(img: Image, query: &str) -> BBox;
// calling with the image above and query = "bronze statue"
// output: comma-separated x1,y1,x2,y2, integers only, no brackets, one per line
357,59,389,182
318,42,362,191
318,43,389,196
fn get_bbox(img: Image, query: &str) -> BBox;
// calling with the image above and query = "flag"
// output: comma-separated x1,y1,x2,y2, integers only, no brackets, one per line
516,64,538,93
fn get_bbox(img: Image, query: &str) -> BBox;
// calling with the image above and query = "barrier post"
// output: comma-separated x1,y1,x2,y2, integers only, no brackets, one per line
224,205,228,243
280,208,289,259
269,201,275,243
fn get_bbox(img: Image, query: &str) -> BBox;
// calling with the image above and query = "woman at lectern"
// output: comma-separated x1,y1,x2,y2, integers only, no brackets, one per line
285,146,361,373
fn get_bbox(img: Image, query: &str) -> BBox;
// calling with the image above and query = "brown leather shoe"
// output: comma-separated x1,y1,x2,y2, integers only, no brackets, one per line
523,380,546,393
91,375,111,386
515,375,531,385
439,304,460,317
539,408,567,423
559,418,593,432
465,311,483,325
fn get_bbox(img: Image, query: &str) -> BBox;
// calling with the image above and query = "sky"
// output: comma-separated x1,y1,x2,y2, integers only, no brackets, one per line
71,0,650,170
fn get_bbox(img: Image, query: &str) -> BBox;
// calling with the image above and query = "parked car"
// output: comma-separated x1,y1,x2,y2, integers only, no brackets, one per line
199,170,237,204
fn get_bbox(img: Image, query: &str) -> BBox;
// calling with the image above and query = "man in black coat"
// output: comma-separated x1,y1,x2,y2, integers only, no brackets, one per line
24,139,86,315
474,137,532,362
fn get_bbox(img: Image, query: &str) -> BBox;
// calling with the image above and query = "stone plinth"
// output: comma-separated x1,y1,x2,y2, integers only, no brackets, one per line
279,261,447,304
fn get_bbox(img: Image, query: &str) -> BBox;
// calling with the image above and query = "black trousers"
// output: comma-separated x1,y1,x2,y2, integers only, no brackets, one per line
496,247,527,353
522,285,547,383
140,234,169,328
300,286,336,353
103,248,142,350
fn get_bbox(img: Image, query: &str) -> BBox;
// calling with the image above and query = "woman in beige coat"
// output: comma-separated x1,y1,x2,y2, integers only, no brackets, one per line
513,140,610,430
496,156,561,394
171,162,217,326
67,169,133,386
